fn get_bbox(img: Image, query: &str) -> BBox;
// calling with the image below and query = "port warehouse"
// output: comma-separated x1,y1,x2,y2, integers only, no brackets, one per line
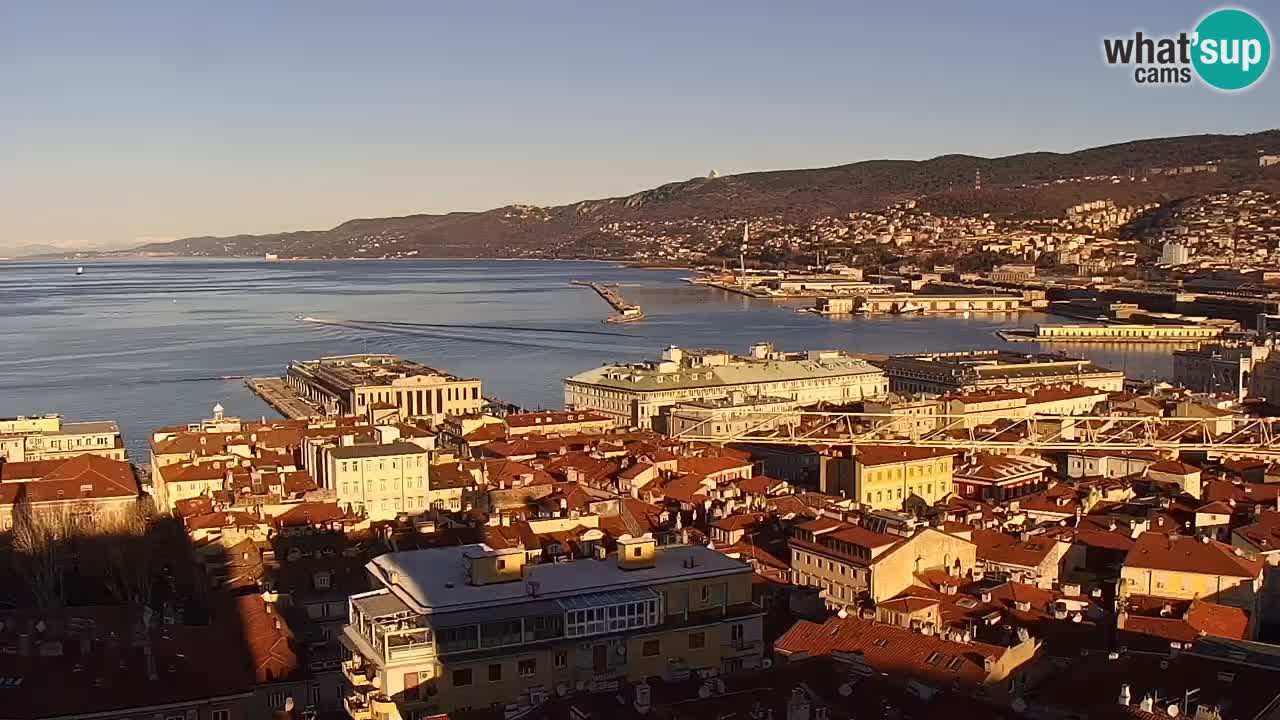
1024,323,1226,341
816,293,1024,314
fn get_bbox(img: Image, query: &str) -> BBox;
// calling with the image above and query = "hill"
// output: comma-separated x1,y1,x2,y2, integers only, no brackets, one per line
126,130,1280,259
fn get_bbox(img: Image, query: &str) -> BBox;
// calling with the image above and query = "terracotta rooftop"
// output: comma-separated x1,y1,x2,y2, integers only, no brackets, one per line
972,528,1062,568
0,454,139,504
854,445,956,467
775,615,1011,687
1124,531,1262,578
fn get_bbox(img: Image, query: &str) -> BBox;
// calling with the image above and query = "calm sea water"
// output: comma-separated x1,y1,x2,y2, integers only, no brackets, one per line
0,259,1175,459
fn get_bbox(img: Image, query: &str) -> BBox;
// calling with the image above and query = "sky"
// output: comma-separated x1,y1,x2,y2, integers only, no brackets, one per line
2,1,1277,249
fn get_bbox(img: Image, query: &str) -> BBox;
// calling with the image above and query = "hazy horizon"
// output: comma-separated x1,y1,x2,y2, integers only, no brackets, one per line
3,1,1277,249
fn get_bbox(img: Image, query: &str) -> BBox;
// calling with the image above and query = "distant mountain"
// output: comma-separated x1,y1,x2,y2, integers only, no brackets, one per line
3,243,73,259
126,129,1280,259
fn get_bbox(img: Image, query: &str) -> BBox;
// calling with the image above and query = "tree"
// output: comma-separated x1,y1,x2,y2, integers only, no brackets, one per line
11,486,69,608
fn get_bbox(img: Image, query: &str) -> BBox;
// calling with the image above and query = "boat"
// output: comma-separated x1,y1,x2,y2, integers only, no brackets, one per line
893,302,923,315
75,266,84,276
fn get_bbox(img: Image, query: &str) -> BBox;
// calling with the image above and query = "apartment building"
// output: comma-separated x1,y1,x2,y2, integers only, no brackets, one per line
821,446,955,510
861,394,941,438
788,517,976,607
0,454,141,533
0,414,126,462
1119,532,1264,615
341,537,763,717
1174,341,1271,399
564,343,888,429
287,354,484,424
325,442,448,519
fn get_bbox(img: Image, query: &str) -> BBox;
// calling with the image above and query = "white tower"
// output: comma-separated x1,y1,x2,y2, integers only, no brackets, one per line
740,223,748,277
213,402,225,422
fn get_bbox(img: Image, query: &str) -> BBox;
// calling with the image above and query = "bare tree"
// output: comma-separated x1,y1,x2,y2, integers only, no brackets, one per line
97,498,154,606
11,486,69,608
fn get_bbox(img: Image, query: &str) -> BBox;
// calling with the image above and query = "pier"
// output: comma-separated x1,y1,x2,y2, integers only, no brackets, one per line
246,377,325,419
572,280,645,323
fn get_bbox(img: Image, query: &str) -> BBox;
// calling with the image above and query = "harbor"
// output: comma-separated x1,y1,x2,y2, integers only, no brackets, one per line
572,280,645,323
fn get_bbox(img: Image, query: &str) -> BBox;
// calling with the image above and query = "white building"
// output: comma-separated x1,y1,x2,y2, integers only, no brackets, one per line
564,343,888,429
1160,240,1192,266
0,414,126,462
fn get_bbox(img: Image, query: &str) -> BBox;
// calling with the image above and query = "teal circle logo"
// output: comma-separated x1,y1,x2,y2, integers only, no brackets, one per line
1192,8,1271,90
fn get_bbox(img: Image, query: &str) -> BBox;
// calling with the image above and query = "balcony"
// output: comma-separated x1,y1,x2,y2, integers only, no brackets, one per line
344,695,372,720
723,638,762,655
342,660,375,688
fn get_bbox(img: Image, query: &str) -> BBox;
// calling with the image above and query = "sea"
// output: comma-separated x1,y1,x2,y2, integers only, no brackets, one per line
0,258,1178,459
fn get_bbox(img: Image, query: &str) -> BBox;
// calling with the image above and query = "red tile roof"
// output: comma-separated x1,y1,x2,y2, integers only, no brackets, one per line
0,454,139,504
972,528,1061,568
855,445,956,467
775,616,1010,687
1124,531,1262,578
675,455,753,476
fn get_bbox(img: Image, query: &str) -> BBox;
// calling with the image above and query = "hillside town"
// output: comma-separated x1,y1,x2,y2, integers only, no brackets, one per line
9,339,1280,720
569,189,1280,282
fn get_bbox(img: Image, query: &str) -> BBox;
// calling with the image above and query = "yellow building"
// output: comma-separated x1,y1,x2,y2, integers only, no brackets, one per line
341,537,763,717
325,441,447,519
0,414,126,462
823,446,956,510
1119,532,1263,615
789,518,977,607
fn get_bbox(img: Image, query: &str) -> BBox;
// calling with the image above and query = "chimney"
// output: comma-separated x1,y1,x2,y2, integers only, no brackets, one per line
1118,684,1131,706
17,633,31,657
1139,696,1154,712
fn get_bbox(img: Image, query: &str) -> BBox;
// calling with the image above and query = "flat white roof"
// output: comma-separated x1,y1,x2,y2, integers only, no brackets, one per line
367,543,748,616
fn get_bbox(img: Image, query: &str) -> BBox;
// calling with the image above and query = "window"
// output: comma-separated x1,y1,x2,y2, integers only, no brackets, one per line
268,691,287,708
554,650,567,668
700,585,710,603
489,664,503,682
632,547,643,558
212,711,230,720
642,639,660,657
453,669,473,687
731,624,744,641
518,659,536,677
688,632,705,650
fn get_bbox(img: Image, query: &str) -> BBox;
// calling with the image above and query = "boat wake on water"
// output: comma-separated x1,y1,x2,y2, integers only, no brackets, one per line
301,316,635,338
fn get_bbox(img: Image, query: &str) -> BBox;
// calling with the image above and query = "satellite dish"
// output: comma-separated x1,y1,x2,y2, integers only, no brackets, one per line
838,683,853,697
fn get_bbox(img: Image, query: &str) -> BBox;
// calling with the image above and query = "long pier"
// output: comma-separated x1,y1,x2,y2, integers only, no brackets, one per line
572,281,645,323
246,377,325,419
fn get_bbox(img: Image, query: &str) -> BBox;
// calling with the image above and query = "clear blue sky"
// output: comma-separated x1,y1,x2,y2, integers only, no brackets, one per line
1,1,1276,248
